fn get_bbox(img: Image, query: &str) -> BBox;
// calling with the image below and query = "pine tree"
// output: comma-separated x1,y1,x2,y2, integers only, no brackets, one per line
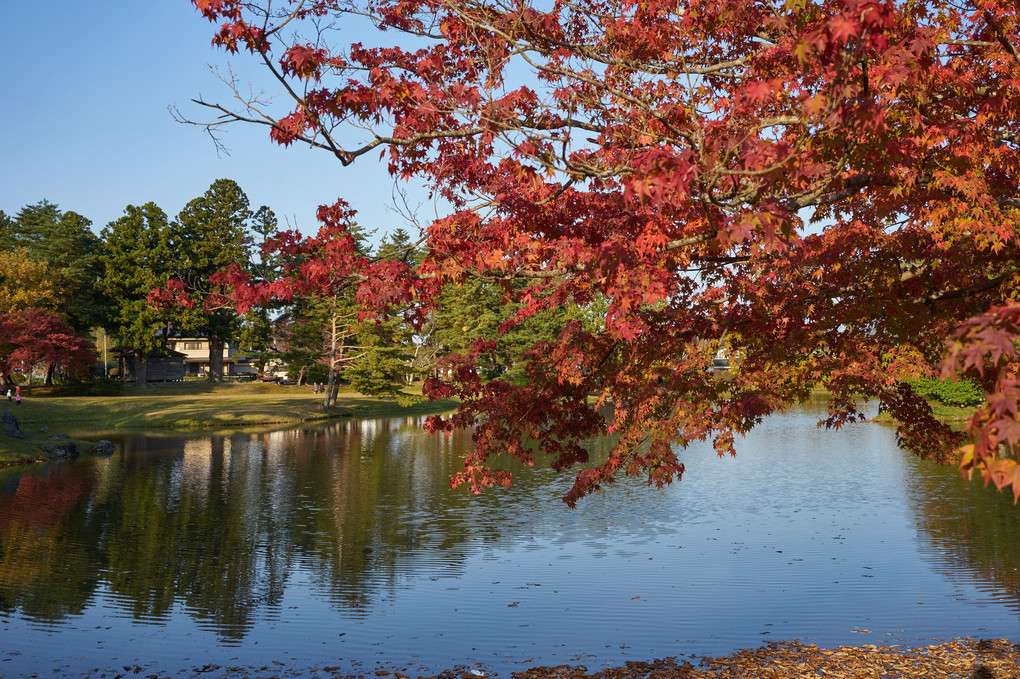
100,203,177,387
172,179,253,382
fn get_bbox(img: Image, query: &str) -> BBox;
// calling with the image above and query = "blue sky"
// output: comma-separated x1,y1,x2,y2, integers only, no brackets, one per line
1,1,423,240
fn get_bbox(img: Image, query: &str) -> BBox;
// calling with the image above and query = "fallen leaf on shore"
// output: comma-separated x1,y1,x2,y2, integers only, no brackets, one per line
498,639,1020,679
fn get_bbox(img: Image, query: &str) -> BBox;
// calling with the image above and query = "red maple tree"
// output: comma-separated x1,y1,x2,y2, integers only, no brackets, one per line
0,309,95,381
188,0,1020,503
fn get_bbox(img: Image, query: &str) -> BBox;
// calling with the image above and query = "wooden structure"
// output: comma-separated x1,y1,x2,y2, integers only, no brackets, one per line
115,349,186,382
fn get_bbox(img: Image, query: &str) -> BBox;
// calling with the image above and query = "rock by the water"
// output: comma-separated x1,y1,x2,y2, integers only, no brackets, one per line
2,412,23,439
90,440,116,457
44,441,79,459
39,426,48,434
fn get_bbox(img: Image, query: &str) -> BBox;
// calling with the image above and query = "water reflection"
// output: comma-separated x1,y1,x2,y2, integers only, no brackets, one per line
0,407,1019,675
0,465,100,622
0,418,490,638
905,451,1020,616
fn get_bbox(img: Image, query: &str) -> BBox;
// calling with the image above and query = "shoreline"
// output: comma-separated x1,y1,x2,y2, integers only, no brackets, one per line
0,382,457,467
31,638,1020,679
2,382,974,467
501,638,1020,679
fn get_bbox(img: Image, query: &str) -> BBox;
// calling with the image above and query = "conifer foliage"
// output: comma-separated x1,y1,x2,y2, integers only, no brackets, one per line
190,0,1020,503
0,202,101,383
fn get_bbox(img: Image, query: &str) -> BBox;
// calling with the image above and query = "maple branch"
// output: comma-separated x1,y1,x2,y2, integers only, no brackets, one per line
789,174,876,209
898,260,935,284
943,39,996,47
444,10,702,151
701,255,751,265
916,271,1012,305
983,10,1020,63
260,0,309,38
185,0,1020,504
456,229,720,283
237,18,354,163
536,178,576,207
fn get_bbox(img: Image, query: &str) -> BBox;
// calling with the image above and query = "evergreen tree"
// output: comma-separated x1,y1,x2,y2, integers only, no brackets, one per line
7,201,109,334
11,200,62,253
374,227,417,265
428,279,571,384
236,205,283,373
337,229,421,398
0,210,14,251
172,179,253,382
100,203,177,387
49,211,108,333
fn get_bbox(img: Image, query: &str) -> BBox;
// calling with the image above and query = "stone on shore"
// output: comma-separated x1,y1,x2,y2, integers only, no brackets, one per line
44,441,79,459
2,412,23,439
90,440,116,456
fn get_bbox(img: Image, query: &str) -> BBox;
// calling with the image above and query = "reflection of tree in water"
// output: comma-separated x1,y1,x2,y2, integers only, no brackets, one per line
905,454,1020,615
259,417,479,612
0,465,103,620
100,434,295,639
0,417,621,640
0,418,483,638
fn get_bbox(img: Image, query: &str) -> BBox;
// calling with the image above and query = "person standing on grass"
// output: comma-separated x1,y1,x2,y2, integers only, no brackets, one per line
5,388,10,402
14,386,20,405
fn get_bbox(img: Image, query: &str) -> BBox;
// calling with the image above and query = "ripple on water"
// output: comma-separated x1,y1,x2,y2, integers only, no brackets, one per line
0,407,1018,677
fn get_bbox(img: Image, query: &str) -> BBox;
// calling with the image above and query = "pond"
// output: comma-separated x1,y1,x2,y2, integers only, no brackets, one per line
1,398,1019,677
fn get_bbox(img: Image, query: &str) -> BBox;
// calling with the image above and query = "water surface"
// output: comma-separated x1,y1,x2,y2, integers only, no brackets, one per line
1,400,1019,677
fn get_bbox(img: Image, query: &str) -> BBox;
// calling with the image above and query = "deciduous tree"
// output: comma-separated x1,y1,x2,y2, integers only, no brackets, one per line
189,0,1020,503
0,308,95,382
0,250,57,315
7,201,109,334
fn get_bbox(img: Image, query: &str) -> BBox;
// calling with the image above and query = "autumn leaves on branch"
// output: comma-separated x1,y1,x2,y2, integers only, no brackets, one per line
189,0,1020,503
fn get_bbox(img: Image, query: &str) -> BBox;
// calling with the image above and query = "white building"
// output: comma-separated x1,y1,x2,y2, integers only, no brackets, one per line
166,337,258,378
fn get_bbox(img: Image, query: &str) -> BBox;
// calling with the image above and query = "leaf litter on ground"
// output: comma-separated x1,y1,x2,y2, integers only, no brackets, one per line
72,638,1020,679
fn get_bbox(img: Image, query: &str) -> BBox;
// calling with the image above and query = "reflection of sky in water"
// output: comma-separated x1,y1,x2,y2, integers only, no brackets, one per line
1,402,1019,677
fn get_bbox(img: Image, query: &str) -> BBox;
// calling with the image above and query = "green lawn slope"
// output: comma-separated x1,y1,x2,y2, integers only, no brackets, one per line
0,382,456,466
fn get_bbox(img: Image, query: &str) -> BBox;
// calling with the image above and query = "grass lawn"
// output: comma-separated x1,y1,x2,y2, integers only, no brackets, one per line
806,385,975,424
870,400,975,424
0,381,457,466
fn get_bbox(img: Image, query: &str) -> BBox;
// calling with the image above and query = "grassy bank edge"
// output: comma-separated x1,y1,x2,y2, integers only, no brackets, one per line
870,401,976,424
0,383,459,467
805,385,975,423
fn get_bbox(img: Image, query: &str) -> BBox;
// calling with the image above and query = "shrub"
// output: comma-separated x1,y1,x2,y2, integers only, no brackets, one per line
908,376,985,408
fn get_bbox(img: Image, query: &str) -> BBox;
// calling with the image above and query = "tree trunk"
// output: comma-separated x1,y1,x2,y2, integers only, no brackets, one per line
322,312,340,409
136,355,149,388
323,364,335,409
45,363,55,386
208,333,225,383
328,373,341,408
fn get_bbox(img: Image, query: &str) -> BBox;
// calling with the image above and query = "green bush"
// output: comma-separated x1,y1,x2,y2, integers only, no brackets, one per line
908,375,985,407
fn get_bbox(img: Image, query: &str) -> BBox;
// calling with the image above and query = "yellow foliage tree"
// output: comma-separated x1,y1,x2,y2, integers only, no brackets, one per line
0,248,57,314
